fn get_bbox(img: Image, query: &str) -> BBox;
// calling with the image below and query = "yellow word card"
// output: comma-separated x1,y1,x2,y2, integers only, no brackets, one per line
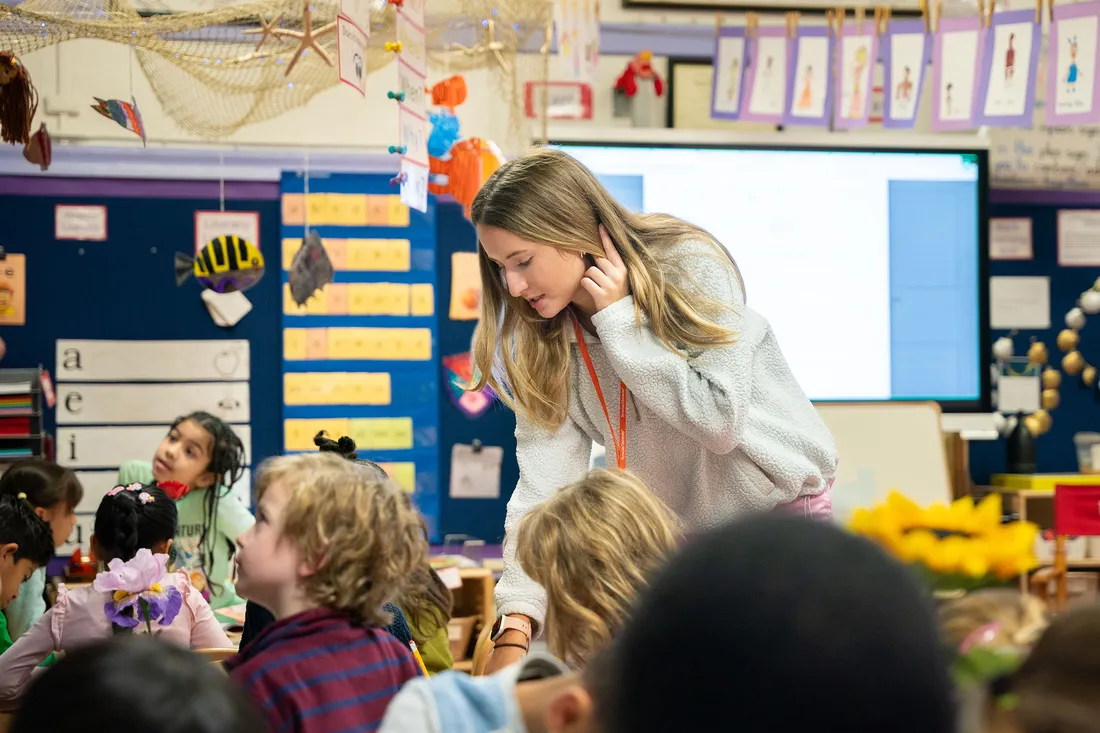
345,239,411,272
284,328,307,360
348,417,414,451
378,462,416,493
284,418,350,452
284,372,392,406
327,327,432,361
410,284,434,316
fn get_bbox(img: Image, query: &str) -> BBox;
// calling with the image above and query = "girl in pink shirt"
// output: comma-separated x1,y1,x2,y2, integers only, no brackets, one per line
0,482,231,708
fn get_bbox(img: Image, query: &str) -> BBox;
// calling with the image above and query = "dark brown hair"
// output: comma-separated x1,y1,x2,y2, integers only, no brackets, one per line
0,52,37,145
0,459,84,512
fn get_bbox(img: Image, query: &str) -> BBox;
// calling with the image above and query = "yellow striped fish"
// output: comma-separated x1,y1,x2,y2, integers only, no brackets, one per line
175,235,265,294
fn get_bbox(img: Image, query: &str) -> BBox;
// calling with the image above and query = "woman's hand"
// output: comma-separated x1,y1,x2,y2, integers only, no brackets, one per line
581,225,630,312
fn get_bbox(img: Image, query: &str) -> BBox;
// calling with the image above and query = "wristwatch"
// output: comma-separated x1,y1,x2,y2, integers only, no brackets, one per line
490,614,533,644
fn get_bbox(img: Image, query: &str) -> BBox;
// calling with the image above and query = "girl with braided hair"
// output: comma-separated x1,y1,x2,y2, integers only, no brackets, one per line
118,411,253,612
0,482,231,707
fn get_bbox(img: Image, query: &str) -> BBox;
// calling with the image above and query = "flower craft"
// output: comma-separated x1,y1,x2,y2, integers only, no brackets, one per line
93,548,182,633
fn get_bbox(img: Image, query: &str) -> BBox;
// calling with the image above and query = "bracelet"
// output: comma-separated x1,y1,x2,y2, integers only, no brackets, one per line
493,642,529,652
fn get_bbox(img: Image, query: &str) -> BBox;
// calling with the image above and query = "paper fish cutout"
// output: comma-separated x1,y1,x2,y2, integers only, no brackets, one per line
92,96,146,146
288,230,335,306
431,75,467,111
22,122,51,170
175,235,265,294
428,110,461,159
429,138,505,218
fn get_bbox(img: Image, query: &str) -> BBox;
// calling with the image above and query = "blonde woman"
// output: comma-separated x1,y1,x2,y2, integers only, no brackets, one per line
516,469,680,666
473,147,837,673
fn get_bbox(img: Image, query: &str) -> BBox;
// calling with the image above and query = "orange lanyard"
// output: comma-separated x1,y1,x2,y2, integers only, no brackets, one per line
572,315,628,470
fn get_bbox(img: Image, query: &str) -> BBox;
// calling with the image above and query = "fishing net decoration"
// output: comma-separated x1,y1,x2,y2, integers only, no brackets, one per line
0,0,552,139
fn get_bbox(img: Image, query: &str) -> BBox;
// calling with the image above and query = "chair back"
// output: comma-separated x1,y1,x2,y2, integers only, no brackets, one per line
1054,484,1100,536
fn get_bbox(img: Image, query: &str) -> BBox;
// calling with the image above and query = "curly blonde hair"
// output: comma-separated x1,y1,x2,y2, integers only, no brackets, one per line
254,453,428,627
470,146,743,430
516,469,681,665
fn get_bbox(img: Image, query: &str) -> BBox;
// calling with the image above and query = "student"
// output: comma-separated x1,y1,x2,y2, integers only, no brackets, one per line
118,411,253,610
468,148,837,671
515,469,680,666
225,453,426,733
239,431,454,674
0,459,83,640
0,483,231,706
593,515,956,733
0,493,54,632
10,635,267,733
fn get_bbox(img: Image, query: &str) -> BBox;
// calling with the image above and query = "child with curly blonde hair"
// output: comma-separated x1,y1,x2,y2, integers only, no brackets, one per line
515,469,681,666
225,453,427,733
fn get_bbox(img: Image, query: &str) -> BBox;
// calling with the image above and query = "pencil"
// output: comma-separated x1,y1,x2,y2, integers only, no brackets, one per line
410,640,430,677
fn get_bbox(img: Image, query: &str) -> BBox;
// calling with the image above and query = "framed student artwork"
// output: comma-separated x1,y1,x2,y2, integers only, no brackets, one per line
975,9,1040,127
881,19,930,128
1047,0,1100,125
784,26,832,126
834,21,879,129
711,26,749,120
932,16,985,131
741,26,789,123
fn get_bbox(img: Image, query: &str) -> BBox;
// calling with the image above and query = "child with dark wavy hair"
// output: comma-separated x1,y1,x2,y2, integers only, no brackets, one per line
0,493,53,616
119,411,252,612
0,483,231,709
0,459,83,641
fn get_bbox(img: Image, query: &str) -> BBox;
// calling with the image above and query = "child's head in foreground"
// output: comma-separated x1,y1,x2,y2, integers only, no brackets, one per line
10,635,265,733
234,452,428,624
0,458,83,549
516,468,680,665
1005,601,1100,733
0,492,54,609
940,587,1048,652
593,514,956,733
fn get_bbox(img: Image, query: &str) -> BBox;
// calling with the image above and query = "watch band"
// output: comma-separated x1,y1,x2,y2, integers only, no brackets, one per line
491,614,533,642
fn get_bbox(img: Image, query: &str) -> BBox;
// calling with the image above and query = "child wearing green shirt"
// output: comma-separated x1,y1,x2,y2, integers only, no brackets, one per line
0,493,54,656
118,411,253,611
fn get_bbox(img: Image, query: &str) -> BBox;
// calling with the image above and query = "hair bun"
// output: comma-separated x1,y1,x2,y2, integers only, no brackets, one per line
313,430,334,449
337,436,358,455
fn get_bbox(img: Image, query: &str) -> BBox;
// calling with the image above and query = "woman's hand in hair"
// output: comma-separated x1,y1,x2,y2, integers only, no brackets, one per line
581,225,630,313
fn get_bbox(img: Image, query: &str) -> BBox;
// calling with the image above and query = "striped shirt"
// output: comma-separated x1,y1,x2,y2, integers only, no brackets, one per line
225,608,422,733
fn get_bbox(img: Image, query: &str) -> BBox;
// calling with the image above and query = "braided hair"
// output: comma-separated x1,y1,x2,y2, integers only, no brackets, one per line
94,483,178,635
313,431,453,638
174,412,246,596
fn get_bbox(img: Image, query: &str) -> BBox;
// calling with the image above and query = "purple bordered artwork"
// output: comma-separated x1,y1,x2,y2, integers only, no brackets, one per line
1047,0,1100,126
932,16,986,132
711,26,749,121
834,22,878,129
881,19,930,129
975,9,1040,127
740,26,789,124
783,26,832,127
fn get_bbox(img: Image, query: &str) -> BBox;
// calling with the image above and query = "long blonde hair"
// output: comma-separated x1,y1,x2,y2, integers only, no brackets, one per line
515,469,681,665
469,147,743,429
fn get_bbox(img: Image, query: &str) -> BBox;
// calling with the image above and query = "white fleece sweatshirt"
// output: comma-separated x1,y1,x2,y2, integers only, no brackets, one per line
495,241,838,630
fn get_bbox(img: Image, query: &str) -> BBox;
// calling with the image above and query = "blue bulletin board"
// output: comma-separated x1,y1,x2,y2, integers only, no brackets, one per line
279,173,441,539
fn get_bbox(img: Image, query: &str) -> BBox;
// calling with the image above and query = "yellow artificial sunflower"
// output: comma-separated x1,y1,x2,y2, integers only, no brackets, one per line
850,492,1039,589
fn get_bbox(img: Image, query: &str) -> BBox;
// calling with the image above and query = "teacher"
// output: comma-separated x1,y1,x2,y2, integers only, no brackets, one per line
471,148,838,673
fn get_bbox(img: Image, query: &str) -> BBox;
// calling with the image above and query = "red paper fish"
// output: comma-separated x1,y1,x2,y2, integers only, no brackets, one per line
92,96,147,146
428,137,504,218
21,122,50,170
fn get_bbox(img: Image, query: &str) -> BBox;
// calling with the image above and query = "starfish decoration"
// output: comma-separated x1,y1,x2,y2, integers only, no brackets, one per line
271,0,337,76
243,13,286,51
449,19,510,74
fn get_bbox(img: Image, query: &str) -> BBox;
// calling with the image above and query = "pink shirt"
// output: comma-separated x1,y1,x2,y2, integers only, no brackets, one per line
0,569,231,707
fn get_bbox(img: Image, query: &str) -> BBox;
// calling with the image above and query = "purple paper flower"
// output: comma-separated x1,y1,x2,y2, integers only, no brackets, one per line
94,549,183,632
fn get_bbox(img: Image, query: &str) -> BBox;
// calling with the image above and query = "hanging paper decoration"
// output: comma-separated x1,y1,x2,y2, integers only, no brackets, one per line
428,110,462,158
613,51,664,127
175,235,265,294
834,9,879,129
784,22,832,127
391,0,429,213
0,52,38,146
443,352,495,419
22,122,51,171
975,8,1040,127
428,137,505,218
288,230,335,306
431,74,467,111
711,24,748,121
91,96,147,146
1047,0,1100,126
882,18,931,129
741,21,791,124
931,15,985,131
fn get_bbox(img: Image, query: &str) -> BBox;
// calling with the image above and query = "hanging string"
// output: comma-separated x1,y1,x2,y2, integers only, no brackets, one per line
218,148,226,212
303,146,311,235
